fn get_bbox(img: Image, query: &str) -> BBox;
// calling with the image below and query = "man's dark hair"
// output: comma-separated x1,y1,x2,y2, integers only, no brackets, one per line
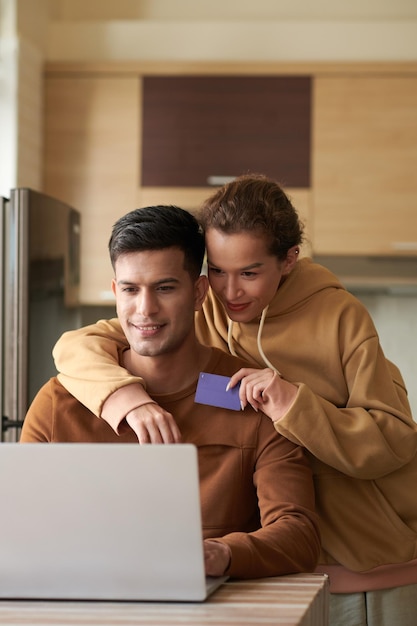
109,205,205,280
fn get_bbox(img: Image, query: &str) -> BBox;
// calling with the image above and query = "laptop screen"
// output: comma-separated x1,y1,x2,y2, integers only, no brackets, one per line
0,443,219,601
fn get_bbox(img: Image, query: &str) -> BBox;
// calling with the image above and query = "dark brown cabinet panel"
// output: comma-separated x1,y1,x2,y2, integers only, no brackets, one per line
141,76,311,187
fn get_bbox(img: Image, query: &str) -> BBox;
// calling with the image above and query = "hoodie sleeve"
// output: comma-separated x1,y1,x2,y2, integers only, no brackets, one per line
267,309,417,480
53,318,149,424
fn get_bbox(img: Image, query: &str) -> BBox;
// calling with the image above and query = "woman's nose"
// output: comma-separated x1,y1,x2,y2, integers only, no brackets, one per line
224,278,242,300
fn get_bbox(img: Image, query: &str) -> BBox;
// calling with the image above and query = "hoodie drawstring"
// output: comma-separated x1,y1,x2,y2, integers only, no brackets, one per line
227,318,238,356
227,305,283,377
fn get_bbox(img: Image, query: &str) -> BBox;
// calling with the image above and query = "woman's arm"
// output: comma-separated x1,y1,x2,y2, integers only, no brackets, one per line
228,300,417,479
53,319,181,442
231,343,417,479
275,342,417,479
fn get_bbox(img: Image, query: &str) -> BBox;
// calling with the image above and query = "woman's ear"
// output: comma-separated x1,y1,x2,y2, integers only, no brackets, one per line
282,246,300,276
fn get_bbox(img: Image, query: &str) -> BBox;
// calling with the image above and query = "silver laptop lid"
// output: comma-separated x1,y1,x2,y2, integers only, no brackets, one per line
0,443,210,601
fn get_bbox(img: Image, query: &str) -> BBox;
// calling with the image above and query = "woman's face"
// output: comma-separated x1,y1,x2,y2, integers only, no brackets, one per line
205,228,296,322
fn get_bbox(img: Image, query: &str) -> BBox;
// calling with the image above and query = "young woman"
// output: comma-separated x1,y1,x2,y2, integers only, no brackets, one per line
53,174,417,626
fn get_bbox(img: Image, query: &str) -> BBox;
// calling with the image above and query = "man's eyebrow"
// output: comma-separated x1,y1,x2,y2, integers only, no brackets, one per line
152,277,180,285
116,277,180,286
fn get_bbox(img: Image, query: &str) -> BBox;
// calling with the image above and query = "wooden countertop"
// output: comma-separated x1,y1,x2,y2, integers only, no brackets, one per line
0,573,329,626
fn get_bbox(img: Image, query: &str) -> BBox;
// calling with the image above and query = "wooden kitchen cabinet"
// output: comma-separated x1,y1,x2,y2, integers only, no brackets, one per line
43,74,140,304
141,75,311,188
312,75,417,255
43,64,417,306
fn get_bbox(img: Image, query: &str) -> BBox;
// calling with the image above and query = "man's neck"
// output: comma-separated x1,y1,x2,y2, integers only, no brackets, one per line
122,342,211,395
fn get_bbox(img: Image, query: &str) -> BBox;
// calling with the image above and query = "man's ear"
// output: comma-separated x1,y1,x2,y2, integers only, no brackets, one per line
282,246,300,276
111,277,117,297
194,274,209,311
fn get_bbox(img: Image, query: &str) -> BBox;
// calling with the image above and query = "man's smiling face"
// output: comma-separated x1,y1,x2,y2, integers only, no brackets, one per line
112,247,204,358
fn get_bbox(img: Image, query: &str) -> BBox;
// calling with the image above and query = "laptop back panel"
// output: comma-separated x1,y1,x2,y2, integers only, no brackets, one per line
0,443,211,601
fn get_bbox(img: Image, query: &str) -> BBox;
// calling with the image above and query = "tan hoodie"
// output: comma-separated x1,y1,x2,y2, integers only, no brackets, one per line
53,258,417,589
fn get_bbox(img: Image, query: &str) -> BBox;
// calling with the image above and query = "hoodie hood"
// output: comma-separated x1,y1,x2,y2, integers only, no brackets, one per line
264,257,345,318
198,258,346,370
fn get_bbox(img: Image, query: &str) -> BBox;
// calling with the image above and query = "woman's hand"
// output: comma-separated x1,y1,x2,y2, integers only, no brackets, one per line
125,403,182,444
227,368,298,421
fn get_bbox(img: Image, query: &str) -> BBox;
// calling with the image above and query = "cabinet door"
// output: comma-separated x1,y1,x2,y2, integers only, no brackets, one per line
141,76,311,188
44,76,140,304
312,76,417,255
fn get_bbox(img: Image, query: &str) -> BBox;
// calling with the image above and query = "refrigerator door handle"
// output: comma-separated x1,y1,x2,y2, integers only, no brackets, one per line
2,417,25,433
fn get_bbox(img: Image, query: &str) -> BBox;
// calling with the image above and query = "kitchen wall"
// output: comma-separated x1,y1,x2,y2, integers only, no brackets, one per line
351,292,417,418
0,0,48,195
1,0,417,416
46,0,417,63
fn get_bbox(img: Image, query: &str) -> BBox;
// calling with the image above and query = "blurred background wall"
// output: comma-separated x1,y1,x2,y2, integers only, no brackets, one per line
1,0,417,415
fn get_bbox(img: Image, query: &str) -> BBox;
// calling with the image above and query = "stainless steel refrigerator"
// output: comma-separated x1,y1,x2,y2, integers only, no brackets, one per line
1,189,81,441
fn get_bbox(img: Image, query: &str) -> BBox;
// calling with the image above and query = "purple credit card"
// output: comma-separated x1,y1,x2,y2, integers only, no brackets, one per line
195,372,241,411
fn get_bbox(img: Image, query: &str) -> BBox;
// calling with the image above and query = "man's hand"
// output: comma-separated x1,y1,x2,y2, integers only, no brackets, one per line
125,403,182,444
204,540,231,576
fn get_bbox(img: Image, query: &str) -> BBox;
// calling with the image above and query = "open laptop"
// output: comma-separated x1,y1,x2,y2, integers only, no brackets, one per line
0,443,227,601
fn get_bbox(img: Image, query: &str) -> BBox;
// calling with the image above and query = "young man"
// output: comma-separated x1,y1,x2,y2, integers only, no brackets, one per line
21,205,320,580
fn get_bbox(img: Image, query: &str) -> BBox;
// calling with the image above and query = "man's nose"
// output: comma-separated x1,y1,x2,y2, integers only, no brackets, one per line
137,290,158,316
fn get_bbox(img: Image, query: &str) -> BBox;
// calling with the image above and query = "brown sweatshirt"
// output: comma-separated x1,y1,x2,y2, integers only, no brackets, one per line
22,348,321,580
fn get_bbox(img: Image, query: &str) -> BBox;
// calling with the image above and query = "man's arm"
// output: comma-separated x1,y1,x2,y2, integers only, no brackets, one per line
20,382,54,442
209,418,321,579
